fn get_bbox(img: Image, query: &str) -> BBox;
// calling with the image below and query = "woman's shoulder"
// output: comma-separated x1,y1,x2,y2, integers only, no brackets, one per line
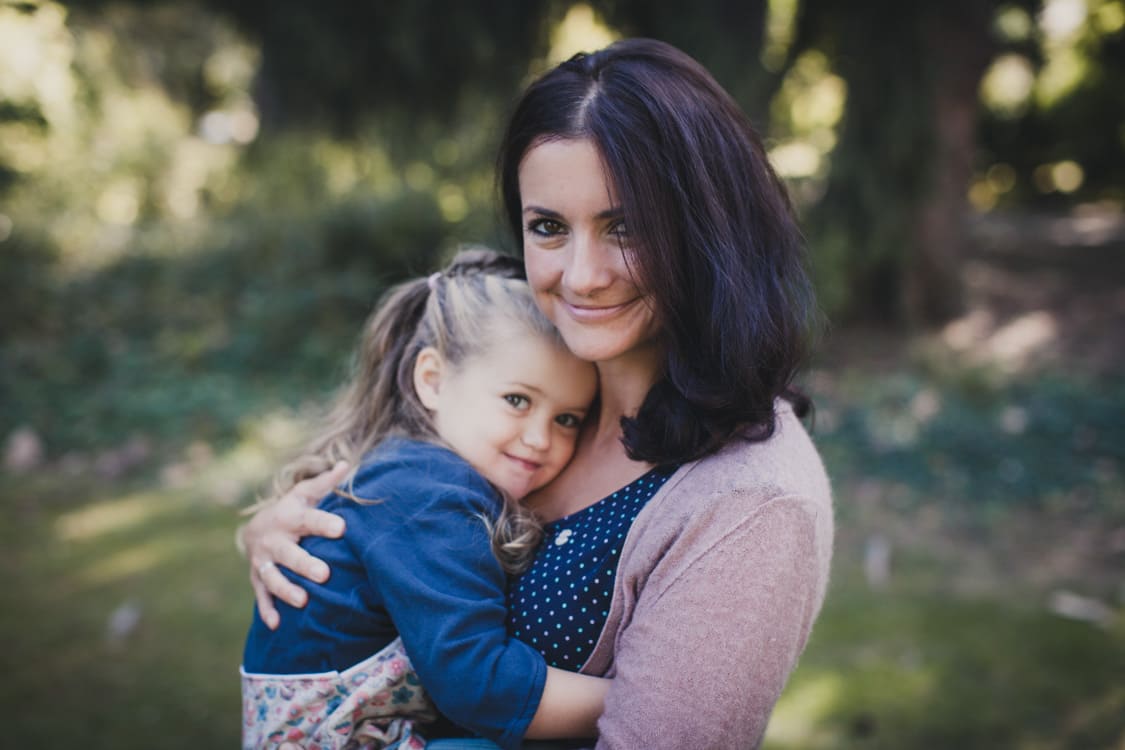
678,401,831,509
619,400,834,602
627,401,833,565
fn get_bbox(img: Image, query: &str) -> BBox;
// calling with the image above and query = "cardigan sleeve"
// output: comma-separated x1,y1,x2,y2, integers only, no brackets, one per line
354,471,546,750
593,495,823,749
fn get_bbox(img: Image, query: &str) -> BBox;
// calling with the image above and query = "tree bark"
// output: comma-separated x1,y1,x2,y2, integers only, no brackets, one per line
800,0,997,327
907,6,994,325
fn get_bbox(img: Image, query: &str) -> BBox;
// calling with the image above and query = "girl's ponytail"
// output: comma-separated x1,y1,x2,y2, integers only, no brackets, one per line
271,276,435,497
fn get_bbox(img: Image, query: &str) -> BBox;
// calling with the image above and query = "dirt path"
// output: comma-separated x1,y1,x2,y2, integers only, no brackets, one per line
822,208,1125,375
949,208,1125,375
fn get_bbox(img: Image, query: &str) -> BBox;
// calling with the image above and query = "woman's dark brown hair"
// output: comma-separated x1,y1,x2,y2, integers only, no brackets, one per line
498,38,817,465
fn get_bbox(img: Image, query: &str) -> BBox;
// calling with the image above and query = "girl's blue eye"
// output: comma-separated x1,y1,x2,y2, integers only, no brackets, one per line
555,413,582,428
608,220,628,238
504,394,530,409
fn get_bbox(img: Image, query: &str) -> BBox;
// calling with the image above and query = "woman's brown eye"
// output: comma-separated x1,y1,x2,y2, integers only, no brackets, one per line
528,219,564,237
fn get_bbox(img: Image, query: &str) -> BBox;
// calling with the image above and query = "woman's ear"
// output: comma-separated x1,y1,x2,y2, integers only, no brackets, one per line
413,347,444,410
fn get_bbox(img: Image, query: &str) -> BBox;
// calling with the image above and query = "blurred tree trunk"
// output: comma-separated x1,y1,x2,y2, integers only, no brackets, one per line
907,6,995,324
801,0,996,327
598,0,780,125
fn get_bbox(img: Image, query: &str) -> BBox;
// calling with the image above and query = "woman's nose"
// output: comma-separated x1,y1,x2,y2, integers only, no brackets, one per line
562,232,615,297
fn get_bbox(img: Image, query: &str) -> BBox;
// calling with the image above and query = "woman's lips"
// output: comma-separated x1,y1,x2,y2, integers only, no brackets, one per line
560,298,639,322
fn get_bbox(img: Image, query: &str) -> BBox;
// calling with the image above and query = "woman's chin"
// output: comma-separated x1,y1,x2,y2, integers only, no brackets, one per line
556,328,663,368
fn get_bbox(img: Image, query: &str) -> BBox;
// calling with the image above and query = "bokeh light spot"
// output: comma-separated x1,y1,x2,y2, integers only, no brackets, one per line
547,4,619,64
980,54,1035,116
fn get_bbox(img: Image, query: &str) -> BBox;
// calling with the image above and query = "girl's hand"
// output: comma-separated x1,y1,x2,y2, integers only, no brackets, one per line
240,461,350,629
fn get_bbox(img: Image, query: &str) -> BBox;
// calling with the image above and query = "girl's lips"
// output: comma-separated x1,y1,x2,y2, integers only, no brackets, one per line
560,298,639,322
505,454,542,473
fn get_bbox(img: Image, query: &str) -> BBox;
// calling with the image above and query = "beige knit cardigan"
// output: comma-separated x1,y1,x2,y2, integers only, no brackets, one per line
578,403,834,749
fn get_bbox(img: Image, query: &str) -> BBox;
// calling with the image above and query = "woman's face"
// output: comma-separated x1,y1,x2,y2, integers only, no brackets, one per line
518,138,659,365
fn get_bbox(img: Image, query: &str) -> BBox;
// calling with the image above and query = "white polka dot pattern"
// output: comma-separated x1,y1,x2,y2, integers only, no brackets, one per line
507,466,676,668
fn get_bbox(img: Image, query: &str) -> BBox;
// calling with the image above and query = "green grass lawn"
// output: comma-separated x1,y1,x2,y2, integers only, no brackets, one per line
766,563,1125,749
2,368,1122,748
1,475,248,746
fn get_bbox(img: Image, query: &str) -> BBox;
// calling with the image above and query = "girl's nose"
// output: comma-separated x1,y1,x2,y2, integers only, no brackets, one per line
521,419,551,451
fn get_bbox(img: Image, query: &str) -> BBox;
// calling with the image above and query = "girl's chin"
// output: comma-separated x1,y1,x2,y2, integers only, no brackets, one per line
493,473,536,502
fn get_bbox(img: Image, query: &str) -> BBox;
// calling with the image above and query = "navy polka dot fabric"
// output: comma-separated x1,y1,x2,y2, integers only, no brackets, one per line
507,465,677,669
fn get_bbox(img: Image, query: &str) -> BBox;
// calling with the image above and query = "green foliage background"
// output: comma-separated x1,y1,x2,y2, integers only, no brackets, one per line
1,1,1123,747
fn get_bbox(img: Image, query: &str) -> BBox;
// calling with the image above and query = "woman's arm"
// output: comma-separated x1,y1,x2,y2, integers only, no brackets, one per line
238,461,350,629
527,668,610,739
594,497,825,749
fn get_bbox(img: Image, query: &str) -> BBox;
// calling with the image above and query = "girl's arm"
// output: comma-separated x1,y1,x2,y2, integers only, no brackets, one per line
527,667,610,739
238,462,350,628
241,455,610,742
350,444,585,749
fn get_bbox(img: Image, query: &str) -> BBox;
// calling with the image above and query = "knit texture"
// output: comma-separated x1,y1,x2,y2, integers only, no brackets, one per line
581,403,833,749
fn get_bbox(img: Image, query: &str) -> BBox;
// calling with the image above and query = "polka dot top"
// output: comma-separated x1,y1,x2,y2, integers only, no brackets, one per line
507,465,678,669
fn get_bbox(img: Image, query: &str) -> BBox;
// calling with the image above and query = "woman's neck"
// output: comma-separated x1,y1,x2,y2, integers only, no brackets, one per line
525,342,663,521
589,348,660,442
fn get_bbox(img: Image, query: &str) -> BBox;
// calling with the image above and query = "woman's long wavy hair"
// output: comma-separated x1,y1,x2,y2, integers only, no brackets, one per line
267,248,554,573
498,38,818,465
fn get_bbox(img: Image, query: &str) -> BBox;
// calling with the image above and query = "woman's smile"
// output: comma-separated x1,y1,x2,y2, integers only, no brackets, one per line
559,297,643,323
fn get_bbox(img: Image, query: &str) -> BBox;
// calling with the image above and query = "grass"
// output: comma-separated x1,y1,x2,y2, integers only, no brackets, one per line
766,557,1125,749
1,474,248,746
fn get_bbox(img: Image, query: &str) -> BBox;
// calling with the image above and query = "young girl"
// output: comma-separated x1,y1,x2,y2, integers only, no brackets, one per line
240,249,603,749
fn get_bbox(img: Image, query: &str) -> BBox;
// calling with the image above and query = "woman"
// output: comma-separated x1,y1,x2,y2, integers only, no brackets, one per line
242,38,833,748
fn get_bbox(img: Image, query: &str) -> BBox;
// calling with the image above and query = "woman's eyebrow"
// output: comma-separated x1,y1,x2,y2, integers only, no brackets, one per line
523,205,624,220
522,205,562,218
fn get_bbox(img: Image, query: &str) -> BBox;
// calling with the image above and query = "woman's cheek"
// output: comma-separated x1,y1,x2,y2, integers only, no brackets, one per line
524,251,559,300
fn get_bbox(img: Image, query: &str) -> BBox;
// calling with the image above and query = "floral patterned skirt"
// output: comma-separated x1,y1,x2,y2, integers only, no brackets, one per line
241,637,437,749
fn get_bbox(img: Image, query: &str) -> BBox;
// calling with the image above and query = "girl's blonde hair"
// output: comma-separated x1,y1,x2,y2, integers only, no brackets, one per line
272,247,561,572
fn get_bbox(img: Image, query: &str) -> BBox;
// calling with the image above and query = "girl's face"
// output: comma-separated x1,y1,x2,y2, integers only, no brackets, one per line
519,138,660,365
414,327,597,500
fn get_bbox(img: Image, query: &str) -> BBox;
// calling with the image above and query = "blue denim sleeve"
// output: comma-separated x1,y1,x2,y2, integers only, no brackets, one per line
349,453,546,750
